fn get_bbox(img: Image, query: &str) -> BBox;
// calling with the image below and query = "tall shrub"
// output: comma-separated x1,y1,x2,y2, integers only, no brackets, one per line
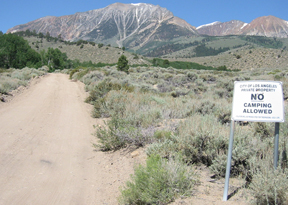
117,55,129,73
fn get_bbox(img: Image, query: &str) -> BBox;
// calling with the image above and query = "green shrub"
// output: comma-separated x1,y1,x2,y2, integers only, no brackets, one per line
73,68,89,80
249,167,288,205
85,79,134,117
146,134,180,159
95,114,154,151
117,55,129,74
187,72,198,82
98,90,129,118
69,67,81,79
210,126,260,177
248,148,288,205
253,122,274,140
119,155,198,204
82,70,104,90
153,130,172,141
216,78,234,98
216,104,231,125
193,79,207,93
95,116,130,151
196,100,216,115
147,115,229,166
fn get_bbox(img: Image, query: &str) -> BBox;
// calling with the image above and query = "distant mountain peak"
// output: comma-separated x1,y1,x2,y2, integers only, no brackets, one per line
241,15,288,38
197,15,288,38
7,3,197,49
197,20,246,36
131,3,145,5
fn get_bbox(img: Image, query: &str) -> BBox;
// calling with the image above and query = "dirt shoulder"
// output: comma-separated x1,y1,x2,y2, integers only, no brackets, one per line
0,73,145,204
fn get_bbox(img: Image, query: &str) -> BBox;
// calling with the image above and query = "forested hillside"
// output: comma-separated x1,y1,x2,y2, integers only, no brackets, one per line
0,33,69,71
0,32,120,72
1,31,234,72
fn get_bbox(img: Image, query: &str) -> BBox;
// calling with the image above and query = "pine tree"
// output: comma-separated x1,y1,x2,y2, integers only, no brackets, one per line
117,55,129,74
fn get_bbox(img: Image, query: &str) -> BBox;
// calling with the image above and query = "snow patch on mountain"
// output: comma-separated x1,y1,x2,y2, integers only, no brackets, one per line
196,21,221,30
131,3,146,6
241,23,248,29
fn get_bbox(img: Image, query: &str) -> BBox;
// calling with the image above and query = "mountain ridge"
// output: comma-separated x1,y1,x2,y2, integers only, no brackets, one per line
6,3,288,54
197,15,288,38
7,3,197,49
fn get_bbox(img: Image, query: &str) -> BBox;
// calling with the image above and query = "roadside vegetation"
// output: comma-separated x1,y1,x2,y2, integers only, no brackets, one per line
0,67,47,100
70,63,288,204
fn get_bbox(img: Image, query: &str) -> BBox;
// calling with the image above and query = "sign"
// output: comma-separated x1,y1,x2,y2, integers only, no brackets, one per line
224,80,285,201
231,81,284,122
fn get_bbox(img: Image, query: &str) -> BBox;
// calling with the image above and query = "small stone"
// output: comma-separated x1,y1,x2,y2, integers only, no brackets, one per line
131,150,139,158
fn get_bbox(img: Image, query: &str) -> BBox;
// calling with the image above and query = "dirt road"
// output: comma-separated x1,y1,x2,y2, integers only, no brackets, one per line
0,73,140,205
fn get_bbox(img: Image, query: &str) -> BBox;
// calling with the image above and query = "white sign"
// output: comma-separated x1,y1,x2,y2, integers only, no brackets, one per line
231,81,285,122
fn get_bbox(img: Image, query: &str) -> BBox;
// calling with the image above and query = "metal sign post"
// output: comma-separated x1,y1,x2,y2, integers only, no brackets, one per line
223,81,285,201
274,122,280,169
223,120,235,201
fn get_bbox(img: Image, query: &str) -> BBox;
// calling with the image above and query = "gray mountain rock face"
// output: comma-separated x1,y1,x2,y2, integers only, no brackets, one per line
7,3,197,49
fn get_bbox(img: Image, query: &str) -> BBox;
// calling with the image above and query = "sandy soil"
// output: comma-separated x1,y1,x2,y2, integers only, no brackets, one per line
0,73,248,204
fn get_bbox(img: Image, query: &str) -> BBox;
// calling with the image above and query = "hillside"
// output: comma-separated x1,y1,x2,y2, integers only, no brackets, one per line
23,34,288,71
179,46,288,71
24,36,149,65
156,35,288,71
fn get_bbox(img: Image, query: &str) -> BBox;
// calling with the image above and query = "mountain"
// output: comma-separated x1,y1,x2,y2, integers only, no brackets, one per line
242,16,288,38
6,3,288,57
197,20,247,36
197,16,288,38
7,3,197,49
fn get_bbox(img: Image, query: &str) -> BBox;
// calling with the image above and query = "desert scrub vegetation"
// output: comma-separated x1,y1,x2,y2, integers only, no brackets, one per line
71,65,288,203
248,158,288,205
0,67,46,95
119,155,198,205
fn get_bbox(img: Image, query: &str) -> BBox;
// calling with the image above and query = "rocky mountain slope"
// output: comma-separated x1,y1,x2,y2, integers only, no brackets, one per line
7,3,197,49
197,15,288,38
197,20,247,36
6,3,288,60
8,3,288,52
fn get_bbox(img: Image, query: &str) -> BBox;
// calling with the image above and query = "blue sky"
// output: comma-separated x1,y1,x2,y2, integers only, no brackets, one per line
1,0,287,33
